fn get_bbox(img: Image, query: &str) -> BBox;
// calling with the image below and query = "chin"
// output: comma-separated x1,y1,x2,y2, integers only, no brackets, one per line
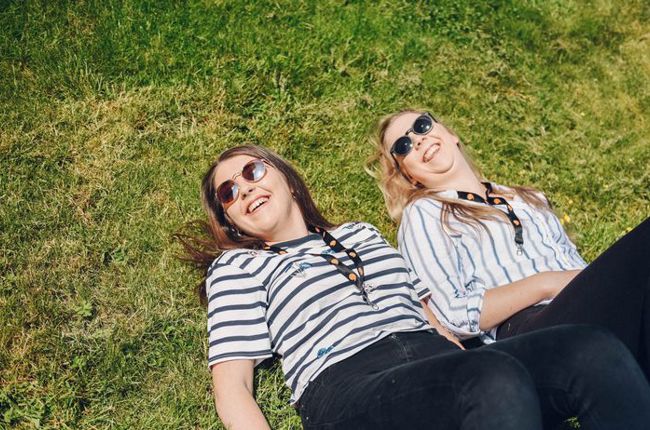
431,156,455,175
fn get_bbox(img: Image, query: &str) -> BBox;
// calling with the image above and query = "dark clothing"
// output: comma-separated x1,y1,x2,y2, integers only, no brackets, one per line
497,218,650,379
299,326,650,430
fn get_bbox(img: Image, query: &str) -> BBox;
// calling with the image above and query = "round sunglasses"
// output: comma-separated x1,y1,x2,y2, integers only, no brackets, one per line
216,158,269,206
390,112,438,158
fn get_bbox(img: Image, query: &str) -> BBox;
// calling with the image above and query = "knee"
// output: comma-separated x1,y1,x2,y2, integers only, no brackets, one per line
554,325,636,374
460,350,537,403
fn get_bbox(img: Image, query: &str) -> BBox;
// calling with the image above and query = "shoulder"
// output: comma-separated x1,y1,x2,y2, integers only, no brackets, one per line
400,197,444,231
494,182,550,206
206,249,272,291
404,197,444,218
329,221,376,233
208,249,258,274
331,221,390,245
205,252,272,308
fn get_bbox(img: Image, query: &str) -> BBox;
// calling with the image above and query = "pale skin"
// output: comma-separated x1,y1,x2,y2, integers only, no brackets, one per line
384,112,583,332
209,155,458,428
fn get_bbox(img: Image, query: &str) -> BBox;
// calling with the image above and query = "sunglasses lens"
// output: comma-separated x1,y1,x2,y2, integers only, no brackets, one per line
413,115,433,134
393,136,413,156
242,160,267,182
217,181,238,205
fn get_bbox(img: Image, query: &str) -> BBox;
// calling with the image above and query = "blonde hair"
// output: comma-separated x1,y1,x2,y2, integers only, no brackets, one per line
365,109,549,231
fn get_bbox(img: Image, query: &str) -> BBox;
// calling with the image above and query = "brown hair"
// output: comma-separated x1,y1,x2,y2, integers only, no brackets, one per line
174,145,335,304
365,109,549,232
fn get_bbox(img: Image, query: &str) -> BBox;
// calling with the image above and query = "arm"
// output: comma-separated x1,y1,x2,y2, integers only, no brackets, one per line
212,360,271,430
479,269,581,330
206,260,274,428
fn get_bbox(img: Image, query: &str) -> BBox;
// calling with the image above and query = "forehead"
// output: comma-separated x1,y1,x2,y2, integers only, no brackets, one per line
212,154,258,185
383,112,422,148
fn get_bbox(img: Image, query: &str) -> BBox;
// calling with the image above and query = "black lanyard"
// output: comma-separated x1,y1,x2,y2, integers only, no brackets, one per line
263,227,379,309
457,182,524,254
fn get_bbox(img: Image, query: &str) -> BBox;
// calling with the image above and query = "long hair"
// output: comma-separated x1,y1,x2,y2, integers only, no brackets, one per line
365,109,549,231
174,145,335,304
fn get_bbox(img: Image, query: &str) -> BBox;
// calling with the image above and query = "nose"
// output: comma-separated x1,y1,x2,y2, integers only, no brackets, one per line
408,132,425,149
239,182,256,200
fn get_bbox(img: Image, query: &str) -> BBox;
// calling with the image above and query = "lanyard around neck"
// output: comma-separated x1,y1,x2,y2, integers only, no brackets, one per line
456,182,524,254
263,226,378,309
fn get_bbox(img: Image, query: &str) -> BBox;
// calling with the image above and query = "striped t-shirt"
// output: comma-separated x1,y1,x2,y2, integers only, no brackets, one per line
398,187,586,343
207,222,431,404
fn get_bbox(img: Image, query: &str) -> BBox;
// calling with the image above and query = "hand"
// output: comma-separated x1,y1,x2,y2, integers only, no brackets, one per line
420,298,465,350
436,326,465,350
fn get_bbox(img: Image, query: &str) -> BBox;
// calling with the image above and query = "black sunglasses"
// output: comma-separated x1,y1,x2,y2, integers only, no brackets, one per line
216,159,269,206
389,112,438,160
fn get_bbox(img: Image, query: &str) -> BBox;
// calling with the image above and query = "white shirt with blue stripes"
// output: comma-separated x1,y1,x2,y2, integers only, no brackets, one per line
207,222,431,405
398,187,586,343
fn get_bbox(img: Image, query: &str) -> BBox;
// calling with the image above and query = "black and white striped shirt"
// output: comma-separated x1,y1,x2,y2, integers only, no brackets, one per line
207,222,431,404
398,189,586,343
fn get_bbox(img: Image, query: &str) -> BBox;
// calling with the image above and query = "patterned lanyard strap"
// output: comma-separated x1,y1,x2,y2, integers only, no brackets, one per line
457,182,524,254
263,226,379,309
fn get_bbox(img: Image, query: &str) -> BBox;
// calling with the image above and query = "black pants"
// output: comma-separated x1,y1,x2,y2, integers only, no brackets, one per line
497,218,650,378
298,326,650,430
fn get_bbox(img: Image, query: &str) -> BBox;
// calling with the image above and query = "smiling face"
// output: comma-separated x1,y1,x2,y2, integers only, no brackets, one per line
212,154,304,242
383,112,462,190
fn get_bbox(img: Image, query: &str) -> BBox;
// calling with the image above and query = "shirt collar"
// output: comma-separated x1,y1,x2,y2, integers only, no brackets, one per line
436,181,495,200
436,189,460,199
267,233,322,251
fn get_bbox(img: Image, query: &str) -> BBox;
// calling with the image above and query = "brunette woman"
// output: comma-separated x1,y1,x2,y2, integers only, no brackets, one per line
178,144,650,430
369,108,650,375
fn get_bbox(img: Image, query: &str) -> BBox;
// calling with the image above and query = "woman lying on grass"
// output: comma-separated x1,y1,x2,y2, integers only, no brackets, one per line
177,144,650,430
369,108,650,374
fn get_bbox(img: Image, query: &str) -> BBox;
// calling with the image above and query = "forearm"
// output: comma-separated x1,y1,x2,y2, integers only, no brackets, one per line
215,386,271,430
212,360,270,430
479,276,548,331
479,270,581,331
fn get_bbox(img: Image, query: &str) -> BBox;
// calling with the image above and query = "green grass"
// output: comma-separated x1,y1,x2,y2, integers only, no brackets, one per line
1,0,648,428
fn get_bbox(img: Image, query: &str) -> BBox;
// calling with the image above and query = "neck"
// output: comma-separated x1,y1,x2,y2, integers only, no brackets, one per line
446,175,487,196
264,205,310,245
427,158,486,196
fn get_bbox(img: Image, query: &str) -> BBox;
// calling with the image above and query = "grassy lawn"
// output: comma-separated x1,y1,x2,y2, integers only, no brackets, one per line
1,0,648,428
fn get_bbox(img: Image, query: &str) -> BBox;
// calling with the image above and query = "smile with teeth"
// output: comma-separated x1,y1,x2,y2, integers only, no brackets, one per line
247,196,269,214
422,144,441,162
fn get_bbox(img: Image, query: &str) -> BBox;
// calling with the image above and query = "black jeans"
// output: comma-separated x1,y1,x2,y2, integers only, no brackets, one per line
299,325,650,430
497,218,650,378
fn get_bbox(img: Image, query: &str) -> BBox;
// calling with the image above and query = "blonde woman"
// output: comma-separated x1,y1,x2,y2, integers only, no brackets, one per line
368,109,650,375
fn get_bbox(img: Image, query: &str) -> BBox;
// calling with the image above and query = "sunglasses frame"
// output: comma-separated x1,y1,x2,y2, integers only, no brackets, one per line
389,112,438,168
216,158,269,207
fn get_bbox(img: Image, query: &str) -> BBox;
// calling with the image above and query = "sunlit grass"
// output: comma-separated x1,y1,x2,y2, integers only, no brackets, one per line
1,0,648,428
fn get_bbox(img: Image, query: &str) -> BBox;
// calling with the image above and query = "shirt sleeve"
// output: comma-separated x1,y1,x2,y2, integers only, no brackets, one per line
407,268,431,301
398,200,488,339
357,222,392,246
206,261,273,368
